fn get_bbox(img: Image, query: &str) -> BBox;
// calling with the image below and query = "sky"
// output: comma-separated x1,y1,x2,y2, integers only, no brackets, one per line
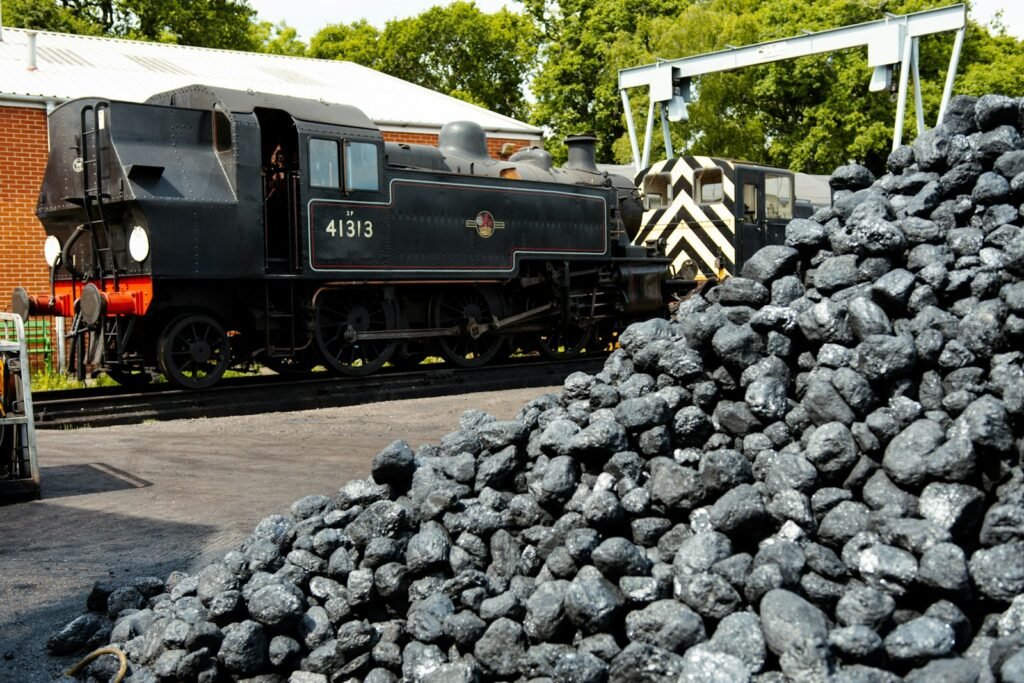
972,0,1024,38
249,0,1024,41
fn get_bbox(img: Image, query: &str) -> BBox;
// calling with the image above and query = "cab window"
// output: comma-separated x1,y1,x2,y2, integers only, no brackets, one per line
743,183,759,223
642,172,673,210
695,168,723,204
346,141,380,192
765,173,793,219
309,138,340,189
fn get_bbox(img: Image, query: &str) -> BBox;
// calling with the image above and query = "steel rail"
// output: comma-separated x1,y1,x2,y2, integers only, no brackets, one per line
31,357,604,429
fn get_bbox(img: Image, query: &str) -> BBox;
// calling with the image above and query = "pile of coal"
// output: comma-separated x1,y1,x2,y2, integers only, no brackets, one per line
55,94,1024,683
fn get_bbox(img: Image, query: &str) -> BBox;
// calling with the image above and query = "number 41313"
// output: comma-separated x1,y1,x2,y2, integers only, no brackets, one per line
325,218,374,238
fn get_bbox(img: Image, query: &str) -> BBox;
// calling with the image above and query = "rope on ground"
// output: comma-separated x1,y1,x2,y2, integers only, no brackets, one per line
64,646,127,682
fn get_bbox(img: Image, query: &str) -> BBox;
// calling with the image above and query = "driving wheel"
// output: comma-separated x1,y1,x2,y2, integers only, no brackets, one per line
430,287,504,367
313,289,397,376
536,322,591,359
157,314,231,390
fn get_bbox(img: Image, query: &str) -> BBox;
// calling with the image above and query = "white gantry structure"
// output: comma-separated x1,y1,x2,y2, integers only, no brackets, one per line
618,4,968,172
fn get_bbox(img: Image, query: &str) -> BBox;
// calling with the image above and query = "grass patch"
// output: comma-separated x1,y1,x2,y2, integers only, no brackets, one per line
30,371,118,391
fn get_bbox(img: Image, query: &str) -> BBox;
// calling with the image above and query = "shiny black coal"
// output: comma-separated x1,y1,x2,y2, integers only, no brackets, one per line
55,94,1024,683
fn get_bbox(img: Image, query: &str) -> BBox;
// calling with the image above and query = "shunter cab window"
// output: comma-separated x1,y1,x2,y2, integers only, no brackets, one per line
309,138,341,189
764,173,793,219
743,183,759,223
694,168,724,204
642,172,673,210
346,141,380,192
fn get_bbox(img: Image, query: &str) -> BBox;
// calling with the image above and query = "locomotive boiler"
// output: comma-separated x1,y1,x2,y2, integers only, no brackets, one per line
12,84,668,389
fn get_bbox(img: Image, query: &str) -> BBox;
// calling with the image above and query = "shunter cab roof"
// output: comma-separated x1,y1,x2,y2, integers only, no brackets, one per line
145,84,379,131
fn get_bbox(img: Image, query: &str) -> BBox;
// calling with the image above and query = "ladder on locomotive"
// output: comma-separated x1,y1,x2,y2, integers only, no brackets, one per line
79,103,117,288
263,282,299,360
79,103,129,366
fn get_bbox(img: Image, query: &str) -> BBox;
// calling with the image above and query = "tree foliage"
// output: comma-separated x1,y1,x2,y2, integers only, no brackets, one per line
307,20,381,65
3,0,259,50
252,21,307,57
523,0,688,162
536,0,1024,172
3,0,101,34
957,25,1024,95
308,2,539,119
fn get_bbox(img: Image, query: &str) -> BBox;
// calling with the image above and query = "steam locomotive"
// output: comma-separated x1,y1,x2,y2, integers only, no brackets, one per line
12,84,669,389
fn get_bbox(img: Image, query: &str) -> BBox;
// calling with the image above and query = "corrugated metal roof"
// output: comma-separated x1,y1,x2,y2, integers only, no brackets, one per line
0,27,542,137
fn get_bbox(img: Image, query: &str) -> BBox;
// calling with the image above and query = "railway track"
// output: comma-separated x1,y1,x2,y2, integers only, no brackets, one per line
31,356,603,429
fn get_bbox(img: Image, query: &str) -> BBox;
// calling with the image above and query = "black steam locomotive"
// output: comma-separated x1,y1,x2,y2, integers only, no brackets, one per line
12,85,669,389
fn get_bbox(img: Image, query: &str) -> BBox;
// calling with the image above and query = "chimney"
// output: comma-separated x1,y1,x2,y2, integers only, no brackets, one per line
26,30,37,70
564,134,598,173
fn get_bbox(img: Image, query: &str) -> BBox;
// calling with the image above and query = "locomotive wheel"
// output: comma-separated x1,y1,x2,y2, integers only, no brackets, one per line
431,287,504,368
537,323,592,359
314,289,397,376
157,314,232,390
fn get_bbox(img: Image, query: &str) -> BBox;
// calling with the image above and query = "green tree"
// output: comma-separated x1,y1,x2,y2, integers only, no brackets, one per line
956,25,1024,96
3,0,259,50
1,0,101,34
252,21,307,57
551,0,1024,173
310,2,539,119
308,20,380,66
524,0,688,162
606,2,765,165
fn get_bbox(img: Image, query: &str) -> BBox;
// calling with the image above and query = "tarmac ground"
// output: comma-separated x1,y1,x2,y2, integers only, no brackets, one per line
0,386,555,682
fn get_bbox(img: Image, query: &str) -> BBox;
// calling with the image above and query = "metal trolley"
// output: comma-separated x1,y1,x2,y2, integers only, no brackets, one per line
0,312,40,502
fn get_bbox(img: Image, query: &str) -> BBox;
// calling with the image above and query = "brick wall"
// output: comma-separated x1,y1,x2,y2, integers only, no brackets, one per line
382,131,541,159
0,106,51,371
383,131,440,147
0,106,48,314
485,136,541,159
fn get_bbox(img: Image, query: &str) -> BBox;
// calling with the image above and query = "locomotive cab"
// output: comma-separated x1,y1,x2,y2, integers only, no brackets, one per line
636,157,797,282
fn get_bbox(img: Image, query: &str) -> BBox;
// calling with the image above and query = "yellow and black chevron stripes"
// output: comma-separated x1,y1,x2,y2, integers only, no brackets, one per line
636,156,738,281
